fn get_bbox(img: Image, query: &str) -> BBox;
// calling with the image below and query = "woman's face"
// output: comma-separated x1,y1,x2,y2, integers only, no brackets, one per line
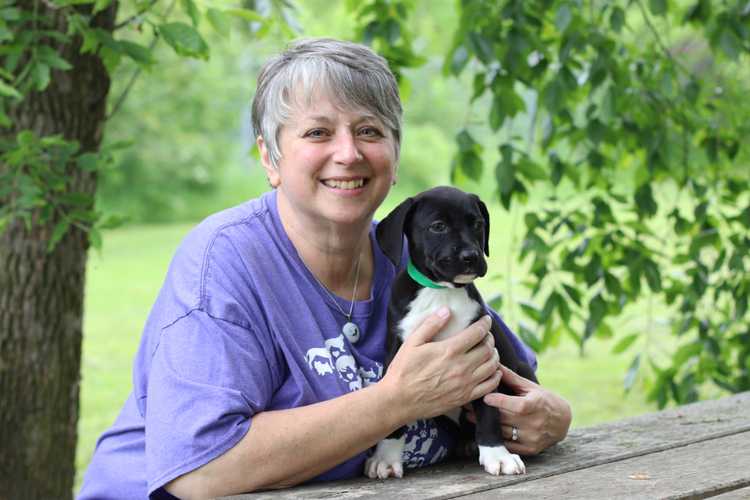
260,94,399,229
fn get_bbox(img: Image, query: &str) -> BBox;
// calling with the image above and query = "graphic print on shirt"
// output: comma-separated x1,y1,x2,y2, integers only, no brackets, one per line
304,335,452,467
304,334,383,391
403,419,450,468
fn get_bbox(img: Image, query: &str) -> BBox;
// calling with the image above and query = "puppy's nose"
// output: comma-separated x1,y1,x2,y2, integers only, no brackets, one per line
459,249,479,264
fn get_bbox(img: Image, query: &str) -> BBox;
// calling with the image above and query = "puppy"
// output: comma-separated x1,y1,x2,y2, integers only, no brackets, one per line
366,186,538,479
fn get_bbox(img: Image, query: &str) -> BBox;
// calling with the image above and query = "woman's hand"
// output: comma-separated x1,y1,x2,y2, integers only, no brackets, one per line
464,363,572,456
382,307,502,420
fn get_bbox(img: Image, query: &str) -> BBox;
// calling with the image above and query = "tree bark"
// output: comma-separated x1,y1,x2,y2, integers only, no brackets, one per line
0,2,117,498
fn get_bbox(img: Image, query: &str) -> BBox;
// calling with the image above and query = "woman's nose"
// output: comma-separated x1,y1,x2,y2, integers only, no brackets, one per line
333,132,363,166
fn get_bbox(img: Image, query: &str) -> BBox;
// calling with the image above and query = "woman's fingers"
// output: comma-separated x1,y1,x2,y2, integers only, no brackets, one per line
403,306,452,346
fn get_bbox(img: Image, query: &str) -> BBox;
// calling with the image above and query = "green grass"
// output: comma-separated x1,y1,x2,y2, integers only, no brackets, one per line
75,205,659,493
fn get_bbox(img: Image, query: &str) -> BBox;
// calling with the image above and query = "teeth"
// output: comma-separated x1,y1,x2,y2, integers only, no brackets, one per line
323,179,365,190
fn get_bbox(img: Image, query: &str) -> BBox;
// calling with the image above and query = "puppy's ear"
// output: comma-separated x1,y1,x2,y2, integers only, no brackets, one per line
474,195,491,257
376,197,415,267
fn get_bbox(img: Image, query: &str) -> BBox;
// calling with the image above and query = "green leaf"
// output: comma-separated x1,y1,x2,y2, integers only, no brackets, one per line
562,283,582,306
119,41,157,66
456,128,477,152
612,334,639,354
225,9,266,23
584,293,606,340
458,151,482,181
586,119,605,145
487,293,503,312
97,214,132,230
93,28,125,54
89,227,102,251
610,7,625,33
649,0,667,16
515,157,547,182
643,258,662,292
496,145,515,197
92,0,113,15
47,218,70,253
467,31,494,64
36,46,73,70
181,0,202,27
489,93,507,132
0,79,21,98
382,18,400,45
720,31,740,62
1,7,21,21
540,292,557,323
160,22,210,60
76,152,99,172
68,209,99,222
206,8,230,39
544,79,563,115
556,3,573,33
32,61,50,91
59,192,94,207
99,46,122,74
450,45,470,76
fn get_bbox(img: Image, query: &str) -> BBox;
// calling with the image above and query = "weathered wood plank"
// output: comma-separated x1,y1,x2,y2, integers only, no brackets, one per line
217,392,750,500
710,485,750,499
461,432,750,500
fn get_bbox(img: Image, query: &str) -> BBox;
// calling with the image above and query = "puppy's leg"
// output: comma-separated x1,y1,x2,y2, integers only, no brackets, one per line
365,426,406,479
473,398,525,475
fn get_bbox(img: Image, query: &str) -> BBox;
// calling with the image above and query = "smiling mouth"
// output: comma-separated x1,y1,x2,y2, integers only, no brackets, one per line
322,179,366,190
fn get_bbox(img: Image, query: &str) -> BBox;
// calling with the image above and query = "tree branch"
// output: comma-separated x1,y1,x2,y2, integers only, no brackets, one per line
114,0,160,31
633,0,673,60
105,0,178,121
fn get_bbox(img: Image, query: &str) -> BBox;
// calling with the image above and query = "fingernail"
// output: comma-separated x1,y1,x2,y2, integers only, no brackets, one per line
437,306,450,318
484,394,496,405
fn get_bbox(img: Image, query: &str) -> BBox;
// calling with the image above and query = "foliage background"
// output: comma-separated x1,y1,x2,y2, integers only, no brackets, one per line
2,0,748,495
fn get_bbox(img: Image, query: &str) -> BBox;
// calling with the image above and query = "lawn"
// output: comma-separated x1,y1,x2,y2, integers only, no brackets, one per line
75,212,660,493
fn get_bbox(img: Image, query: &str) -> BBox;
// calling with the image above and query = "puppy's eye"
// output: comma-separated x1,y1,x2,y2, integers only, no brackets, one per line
474,221,485,231
430,222,446,232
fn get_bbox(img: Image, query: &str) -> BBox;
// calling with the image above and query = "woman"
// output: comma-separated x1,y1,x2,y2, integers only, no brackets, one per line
78,38,571,500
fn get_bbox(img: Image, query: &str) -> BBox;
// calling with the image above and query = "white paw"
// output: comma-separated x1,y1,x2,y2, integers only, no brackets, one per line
364,437,405,479
478,445,525,475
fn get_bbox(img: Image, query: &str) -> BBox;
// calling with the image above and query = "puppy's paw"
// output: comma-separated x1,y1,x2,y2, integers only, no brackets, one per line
478,445,525,475
364,457,404,479
364,437,406,479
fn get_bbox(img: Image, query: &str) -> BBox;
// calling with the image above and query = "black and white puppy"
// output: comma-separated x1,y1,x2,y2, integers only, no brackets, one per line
366,186,538,479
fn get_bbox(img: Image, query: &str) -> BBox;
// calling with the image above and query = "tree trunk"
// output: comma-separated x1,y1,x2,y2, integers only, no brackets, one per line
0,2,117,498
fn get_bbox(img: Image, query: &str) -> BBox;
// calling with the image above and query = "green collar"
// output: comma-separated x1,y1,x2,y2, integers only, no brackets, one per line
407,257,447,289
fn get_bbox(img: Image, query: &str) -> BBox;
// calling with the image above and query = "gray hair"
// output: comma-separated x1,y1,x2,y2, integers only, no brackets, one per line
252,38,403,168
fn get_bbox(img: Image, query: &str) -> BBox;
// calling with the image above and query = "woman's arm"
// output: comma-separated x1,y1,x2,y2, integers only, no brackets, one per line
165,309,501,500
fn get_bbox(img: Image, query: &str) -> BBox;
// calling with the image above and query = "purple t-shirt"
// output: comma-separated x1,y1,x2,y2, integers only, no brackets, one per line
78,190,536,499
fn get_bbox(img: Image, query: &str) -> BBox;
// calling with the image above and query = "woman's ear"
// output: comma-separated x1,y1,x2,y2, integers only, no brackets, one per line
258,136,280,188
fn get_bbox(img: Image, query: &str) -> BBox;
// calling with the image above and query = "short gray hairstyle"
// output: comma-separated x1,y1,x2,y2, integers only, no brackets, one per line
252,38,403,168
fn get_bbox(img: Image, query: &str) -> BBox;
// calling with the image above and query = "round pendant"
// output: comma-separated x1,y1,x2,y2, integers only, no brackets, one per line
343,322,360,343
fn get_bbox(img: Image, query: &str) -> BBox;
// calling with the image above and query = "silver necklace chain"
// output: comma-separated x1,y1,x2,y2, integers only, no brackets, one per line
298,251,362,325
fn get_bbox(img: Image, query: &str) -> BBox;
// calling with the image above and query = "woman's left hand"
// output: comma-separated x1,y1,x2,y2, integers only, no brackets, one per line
464,363,572,456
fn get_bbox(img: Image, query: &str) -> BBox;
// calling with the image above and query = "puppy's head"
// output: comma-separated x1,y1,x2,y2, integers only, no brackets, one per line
376,186,490,288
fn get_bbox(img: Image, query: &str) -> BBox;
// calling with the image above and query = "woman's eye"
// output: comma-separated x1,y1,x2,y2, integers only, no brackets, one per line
306,130,327,137
360,128,382,137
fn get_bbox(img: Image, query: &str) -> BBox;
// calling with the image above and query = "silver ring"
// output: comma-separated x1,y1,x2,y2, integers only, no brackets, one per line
512,427,518,441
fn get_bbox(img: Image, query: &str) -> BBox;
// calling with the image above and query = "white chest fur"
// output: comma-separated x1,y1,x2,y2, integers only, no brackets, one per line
397,287,484,343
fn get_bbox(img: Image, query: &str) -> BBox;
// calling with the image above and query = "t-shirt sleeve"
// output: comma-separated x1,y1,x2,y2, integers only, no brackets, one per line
143,310,279,494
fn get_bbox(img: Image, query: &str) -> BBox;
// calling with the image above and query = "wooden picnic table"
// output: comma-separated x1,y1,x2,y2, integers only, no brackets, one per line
218,391,750,500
